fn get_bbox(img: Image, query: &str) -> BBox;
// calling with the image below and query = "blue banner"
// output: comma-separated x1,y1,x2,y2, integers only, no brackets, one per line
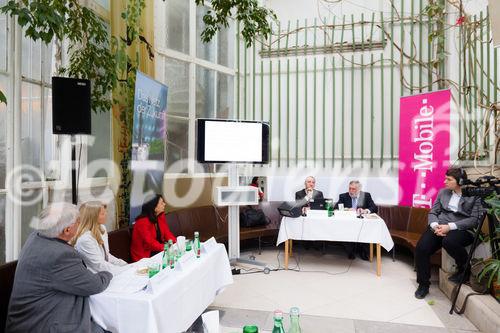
130,71,168,223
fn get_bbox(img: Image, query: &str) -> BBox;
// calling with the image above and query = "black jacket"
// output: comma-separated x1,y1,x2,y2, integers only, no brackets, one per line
295,189,324,207
334,191,378,213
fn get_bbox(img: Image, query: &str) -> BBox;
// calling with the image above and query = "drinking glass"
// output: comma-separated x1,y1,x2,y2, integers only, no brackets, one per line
148,263,160,278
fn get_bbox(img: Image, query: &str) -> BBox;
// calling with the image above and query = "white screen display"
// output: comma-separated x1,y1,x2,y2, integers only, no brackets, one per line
204,121,262,162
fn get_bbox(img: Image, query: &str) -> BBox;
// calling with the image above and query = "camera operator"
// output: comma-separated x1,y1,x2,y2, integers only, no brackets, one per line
414,167,485,299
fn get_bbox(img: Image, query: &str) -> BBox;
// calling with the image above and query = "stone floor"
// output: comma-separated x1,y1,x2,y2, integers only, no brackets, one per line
191,244,481,333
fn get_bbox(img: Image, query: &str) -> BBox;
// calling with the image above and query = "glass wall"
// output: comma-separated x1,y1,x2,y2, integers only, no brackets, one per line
0,0,114,262
158,1,235,174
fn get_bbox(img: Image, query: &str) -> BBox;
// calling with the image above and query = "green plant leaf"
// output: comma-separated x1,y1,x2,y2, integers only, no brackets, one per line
0,90,7,105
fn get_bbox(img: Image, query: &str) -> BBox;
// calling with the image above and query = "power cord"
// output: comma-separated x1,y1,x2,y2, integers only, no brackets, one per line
237,214,369,276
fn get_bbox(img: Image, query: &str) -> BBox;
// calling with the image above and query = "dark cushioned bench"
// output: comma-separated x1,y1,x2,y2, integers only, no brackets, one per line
107,202,283,262
378,205,441,266
0,260,17,331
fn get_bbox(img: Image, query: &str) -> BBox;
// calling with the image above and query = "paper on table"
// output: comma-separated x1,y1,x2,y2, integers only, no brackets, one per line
106,268,149,293
104,258,155,293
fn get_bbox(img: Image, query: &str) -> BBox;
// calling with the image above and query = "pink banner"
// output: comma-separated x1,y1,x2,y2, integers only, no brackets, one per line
398,89,451,208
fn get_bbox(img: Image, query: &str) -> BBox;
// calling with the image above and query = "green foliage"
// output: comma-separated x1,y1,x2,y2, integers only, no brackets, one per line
193,0,277,47
0,90,6,105
114,0,146,226
479,258,500,288
485,195,500,220
148,138,164,155
0,0,117,113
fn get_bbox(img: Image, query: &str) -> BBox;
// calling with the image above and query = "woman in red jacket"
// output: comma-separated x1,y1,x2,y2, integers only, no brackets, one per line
130,194,176,262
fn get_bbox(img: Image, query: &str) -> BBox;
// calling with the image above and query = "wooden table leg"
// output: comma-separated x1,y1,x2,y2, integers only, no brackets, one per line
284,240,289,270
290,239,293,257
369,243,373,262
376,243,381,277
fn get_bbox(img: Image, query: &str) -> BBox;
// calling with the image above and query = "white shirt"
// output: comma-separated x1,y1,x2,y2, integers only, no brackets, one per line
430,192,460,231
75,225,129,276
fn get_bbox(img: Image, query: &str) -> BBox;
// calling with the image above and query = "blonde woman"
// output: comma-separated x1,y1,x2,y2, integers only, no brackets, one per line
73,201,128,275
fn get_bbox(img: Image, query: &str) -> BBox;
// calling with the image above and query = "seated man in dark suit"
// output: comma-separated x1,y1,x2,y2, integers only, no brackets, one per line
295,176,324,208
414,168,483,299
334,180,378,260
295,176,324,250
6,203,112,333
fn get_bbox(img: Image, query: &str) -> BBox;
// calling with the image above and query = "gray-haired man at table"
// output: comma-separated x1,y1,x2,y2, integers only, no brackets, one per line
5,203,112,333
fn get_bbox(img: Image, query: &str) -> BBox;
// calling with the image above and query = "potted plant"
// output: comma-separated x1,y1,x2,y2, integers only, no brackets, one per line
479,257,500,301
478,195,500,302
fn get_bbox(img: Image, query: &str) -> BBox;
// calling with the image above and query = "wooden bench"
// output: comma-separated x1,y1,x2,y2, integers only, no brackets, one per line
378,205,441,266
107,202,283,262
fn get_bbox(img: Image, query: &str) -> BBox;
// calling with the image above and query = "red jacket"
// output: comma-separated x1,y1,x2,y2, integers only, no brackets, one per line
130,213,176,262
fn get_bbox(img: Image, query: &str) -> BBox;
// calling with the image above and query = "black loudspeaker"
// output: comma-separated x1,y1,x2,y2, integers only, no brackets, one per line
278,201,303,218
52,77,91,134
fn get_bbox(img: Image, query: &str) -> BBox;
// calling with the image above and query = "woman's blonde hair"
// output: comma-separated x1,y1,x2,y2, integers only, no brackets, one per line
71,201,106,246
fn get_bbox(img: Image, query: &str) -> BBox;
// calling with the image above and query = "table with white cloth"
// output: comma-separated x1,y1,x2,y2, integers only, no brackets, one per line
276,211,394,276
90,242,233,333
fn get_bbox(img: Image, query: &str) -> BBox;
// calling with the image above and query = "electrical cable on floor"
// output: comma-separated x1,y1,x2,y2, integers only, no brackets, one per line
237,214,369,276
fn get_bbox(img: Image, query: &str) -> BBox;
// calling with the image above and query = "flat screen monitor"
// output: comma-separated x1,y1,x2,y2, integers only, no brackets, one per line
196,119,270,164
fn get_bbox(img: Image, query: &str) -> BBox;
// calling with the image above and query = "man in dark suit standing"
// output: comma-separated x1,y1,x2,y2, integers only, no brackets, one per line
334,180,378,260
295,176,324,207
414,168,483,299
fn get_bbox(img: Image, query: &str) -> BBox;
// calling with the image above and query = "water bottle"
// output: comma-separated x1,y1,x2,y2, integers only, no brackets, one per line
242,325,258,333
272,310,285,333
168,239,175,268
328,203,334,217
194,231,201,258
287,307,301,333
162,243,169,269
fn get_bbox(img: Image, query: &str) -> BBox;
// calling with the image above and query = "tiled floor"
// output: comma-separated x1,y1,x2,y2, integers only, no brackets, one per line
206,244,480,333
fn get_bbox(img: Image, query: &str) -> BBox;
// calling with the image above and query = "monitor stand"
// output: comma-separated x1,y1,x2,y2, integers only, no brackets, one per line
227,164,271,274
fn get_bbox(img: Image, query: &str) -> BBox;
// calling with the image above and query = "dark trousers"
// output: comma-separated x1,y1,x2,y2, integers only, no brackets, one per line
415,227,474,287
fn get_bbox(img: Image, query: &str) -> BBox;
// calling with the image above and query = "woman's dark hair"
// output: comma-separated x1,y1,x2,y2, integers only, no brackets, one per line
446,167,467,185
251,177,259,185
137,194,164,223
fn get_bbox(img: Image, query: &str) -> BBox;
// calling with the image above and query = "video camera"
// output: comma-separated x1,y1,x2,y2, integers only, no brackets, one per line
461,175,500,198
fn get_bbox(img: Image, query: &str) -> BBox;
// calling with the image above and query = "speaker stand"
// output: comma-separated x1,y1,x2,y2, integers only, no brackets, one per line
71,135,77,205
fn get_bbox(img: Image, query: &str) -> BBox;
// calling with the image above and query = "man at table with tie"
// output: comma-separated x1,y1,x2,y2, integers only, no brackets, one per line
334,180,378,260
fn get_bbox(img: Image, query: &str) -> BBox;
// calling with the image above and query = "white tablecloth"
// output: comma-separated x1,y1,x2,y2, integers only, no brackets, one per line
277,213,394,251
90,243,233,333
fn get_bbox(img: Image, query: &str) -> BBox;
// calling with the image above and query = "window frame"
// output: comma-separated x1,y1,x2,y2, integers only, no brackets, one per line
155,0,236,176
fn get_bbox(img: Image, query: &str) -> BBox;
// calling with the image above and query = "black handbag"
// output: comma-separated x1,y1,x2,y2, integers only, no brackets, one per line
240,207,269,228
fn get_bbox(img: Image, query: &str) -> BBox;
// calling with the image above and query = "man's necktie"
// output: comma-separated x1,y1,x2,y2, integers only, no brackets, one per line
352,197,358,209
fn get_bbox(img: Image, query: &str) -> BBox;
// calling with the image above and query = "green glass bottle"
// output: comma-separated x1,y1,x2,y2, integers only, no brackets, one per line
287,307,301,333
325,199,334,217
162,243,169,269
242,325,258,333
272,310,285,333
194,231,201,258
168,239,174,268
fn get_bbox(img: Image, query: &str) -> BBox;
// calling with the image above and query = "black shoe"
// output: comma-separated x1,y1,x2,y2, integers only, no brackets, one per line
414,285,429,299
348,252,355,260
448,270,469,284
